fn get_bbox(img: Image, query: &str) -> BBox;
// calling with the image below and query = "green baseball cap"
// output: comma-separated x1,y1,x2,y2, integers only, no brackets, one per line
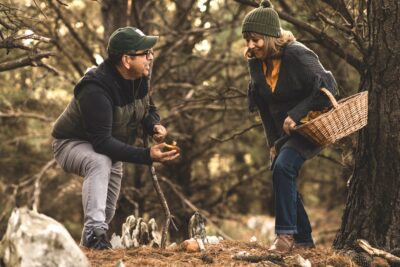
107,26,158,54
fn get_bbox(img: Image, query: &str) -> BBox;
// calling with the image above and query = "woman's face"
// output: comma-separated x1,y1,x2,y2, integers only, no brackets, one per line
246,37,266,59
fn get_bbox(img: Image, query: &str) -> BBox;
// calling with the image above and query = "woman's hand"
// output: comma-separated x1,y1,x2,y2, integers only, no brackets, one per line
270,146,276,162
153,124,167,143
150,143,180,162
283,116,296,135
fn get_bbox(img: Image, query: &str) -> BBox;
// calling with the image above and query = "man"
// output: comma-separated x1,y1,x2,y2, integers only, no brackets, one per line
51,27,179,250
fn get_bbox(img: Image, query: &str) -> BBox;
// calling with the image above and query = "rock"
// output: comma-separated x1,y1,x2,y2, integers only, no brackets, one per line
182,238,200,252
235,250,250,257
0,207,89,267
205,236,220,245
256,260,280,267
285,254,311,267
200,254,214,264
115,259,125,267
167,242,177,250
250,236,257,243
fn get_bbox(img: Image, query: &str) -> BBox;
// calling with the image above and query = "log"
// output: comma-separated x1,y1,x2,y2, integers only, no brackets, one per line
356,239,400,264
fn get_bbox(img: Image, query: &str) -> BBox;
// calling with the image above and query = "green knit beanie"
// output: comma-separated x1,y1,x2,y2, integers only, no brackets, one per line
242,0,281,37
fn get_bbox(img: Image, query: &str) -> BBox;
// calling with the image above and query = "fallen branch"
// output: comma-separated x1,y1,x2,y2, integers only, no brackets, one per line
356,239,400,264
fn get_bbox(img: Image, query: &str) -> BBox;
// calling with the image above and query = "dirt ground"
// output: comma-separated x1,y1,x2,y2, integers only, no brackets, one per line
83,240,365,267
82,208,384,267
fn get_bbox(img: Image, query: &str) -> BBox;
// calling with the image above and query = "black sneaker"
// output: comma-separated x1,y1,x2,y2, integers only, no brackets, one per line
86,228,112,250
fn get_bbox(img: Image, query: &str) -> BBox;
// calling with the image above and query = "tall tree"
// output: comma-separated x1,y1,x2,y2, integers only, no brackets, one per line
334,0,400,250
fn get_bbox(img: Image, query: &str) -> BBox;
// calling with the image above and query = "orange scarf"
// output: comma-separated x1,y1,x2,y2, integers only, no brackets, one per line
262,59,281,92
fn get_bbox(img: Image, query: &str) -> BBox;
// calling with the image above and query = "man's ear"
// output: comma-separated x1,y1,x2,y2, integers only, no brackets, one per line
121,55,131,69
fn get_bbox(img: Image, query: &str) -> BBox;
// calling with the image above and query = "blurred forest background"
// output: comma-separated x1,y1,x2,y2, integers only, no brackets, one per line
1,0,396,248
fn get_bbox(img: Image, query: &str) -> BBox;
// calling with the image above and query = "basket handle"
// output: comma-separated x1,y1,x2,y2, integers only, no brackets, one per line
320,88,338,109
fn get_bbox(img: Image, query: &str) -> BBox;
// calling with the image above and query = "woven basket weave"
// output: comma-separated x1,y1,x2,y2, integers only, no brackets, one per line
294,88,368,146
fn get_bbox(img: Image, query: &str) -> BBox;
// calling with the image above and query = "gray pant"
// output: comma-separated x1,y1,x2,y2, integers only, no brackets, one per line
52,139,123,244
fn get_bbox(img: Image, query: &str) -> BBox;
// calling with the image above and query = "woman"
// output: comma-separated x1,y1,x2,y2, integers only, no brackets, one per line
242,0,338,254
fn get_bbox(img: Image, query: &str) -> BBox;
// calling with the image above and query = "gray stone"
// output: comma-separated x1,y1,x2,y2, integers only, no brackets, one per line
0,207,89,267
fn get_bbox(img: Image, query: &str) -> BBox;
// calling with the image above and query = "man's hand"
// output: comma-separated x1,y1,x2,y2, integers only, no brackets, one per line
283,116,296,135
150,143,180,162
153,124,167,143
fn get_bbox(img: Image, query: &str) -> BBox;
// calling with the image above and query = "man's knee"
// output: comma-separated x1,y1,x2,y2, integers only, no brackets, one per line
85,154,112,174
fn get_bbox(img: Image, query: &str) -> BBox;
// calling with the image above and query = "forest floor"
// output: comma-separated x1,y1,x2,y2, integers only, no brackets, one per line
82,208,385,266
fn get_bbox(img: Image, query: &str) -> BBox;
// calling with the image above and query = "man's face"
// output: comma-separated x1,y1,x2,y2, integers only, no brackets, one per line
125,49,154,78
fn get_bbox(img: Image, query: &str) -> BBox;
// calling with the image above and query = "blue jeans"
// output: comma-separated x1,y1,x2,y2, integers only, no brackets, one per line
272,148,313,245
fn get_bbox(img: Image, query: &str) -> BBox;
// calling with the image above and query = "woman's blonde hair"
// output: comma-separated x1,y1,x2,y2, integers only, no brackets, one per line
243,30,296,76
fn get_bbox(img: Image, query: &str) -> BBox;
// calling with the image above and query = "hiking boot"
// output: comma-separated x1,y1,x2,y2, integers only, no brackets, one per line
85,228,112,250
268,234,294,254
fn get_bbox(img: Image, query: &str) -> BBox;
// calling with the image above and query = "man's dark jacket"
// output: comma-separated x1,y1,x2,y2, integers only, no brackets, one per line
52,59,160,165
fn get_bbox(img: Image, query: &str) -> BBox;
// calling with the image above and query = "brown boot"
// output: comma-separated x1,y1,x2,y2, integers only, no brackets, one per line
268,234,294,254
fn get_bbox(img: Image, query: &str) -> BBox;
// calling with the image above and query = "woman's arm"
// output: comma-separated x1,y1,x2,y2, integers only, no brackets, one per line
287,48,338,123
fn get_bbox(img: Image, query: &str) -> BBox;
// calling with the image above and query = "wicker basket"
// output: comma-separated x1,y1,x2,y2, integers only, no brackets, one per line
294,88,368,146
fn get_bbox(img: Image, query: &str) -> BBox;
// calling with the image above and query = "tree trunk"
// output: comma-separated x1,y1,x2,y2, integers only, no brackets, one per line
101,0,129,42
333,0,400,250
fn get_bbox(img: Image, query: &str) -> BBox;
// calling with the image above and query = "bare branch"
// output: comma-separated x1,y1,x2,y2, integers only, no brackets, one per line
210,123,262,142
321,0,354,26
48,0,97,65
0,16,17,30
317,153,345,166
0,110,55,122
32,159,57,212
316,11,367,54
278,10,363,72
0,51,54,71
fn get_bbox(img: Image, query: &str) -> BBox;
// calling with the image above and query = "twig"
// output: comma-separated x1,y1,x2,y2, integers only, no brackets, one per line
48,0,97,65
317,154,345,166
142,60,177,249
356,239,400,264
32,159,57,212
148,166,178,248
32,0,48,18
0,110,54,122
211,123,261,142
0,51,54,71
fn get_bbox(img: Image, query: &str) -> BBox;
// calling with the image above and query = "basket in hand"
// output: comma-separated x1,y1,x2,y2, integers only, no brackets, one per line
294,88,368,146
